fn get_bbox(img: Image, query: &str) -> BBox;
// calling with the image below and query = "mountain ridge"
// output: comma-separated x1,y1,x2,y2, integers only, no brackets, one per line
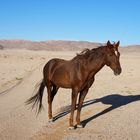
0,40,140,52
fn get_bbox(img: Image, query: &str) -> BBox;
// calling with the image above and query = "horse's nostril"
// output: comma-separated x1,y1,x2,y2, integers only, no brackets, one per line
118,68,122,75
114,68,122,76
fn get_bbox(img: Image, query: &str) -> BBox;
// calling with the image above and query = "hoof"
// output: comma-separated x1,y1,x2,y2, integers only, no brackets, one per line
48,118,54,123
68,126,75,130
77,124,83,128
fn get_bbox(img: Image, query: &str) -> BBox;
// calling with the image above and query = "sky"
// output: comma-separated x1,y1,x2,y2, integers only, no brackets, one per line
0,0,140,46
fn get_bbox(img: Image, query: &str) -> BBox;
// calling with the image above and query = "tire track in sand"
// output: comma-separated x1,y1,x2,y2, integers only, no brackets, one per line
0,62,44,96
0,62,48,140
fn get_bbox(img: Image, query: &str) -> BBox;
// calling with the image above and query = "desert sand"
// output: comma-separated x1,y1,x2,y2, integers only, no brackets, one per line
0,49,140,140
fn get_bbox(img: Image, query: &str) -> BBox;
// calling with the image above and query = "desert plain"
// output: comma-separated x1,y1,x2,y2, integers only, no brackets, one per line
0,42,140,140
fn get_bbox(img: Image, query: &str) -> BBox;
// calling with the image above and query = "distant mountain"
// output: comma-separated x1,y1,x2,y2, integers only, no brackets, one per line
0,40,140,52
120,45,140,53
0,40,102,51
0,44,4,50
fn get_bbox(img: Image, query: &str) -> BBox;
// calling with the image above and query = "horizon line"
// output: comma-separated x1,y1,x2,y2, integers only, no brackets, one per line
0,38,140,47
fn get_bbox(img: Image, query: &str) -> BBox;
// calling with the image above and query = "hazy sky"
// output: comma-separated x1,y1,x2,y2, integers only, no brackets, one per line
0,0,140,45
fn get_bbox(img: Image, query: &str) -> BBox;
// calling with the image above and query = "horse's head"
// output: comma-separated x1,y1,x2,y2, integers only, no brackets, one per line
105,41,122,76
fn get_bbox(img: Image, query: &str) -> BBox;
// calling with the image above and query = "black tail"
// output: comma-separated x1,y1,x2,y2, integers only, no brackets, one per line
26,80,45,114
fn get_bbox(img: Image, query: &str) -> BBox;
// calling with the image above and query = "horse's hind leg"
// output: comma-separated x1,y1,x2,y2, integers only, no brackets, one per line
51,85,59,101
46,83,52,122
47,84,59,122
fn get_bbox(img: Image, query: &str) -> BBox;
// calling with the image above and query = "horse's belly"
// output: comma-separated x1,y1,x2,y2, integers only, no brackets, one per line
51,70,71,88
52,79,71,88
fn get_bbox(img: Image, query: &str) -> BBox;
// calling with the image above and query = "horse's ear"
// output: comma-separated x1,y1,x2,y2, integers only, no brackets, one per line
107,40,111,47
116,41,120,48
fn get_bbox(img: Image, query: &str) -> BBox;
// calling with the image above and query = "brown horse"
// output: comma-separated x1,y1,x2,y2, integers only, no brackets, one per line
26,41,122,129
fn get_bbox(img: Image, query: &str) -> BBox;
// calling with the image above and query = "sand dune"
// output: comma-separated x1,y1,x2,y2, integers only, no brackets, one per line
0,47,140,140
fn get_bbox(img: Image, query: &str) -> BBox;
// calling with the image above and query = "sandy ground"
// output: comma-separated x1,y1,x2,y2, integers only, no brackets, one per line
0,49,140,140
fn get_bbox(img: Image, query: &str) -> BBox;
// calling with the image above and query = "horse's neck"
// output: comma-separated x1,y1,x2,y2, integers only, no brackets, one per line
87,47,106,75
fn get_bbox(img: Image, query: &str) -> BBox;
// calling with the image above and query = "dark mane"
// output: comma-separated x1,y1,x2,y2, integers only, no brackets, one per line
78,48,91,55
73,45,105,60
76,48,91,58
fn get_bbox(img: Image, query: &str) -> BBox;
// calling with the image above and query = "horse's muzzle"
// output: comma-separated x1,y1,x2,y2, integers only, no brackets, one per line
114,68,122,76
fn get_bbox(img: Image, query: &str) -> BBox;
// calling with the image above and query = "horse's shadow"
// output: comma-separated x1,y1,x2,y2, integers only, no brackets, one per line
53,94,140,127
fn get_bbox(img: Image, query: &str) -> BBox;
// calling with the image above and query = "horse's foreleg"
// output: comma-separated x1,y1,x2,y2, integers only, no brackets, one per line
76,88,89,128
69,89,78,129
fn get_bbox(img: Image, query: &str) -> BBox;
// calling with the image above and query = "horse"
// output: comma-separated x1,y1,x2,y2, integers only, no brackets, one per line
26,40,122,129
